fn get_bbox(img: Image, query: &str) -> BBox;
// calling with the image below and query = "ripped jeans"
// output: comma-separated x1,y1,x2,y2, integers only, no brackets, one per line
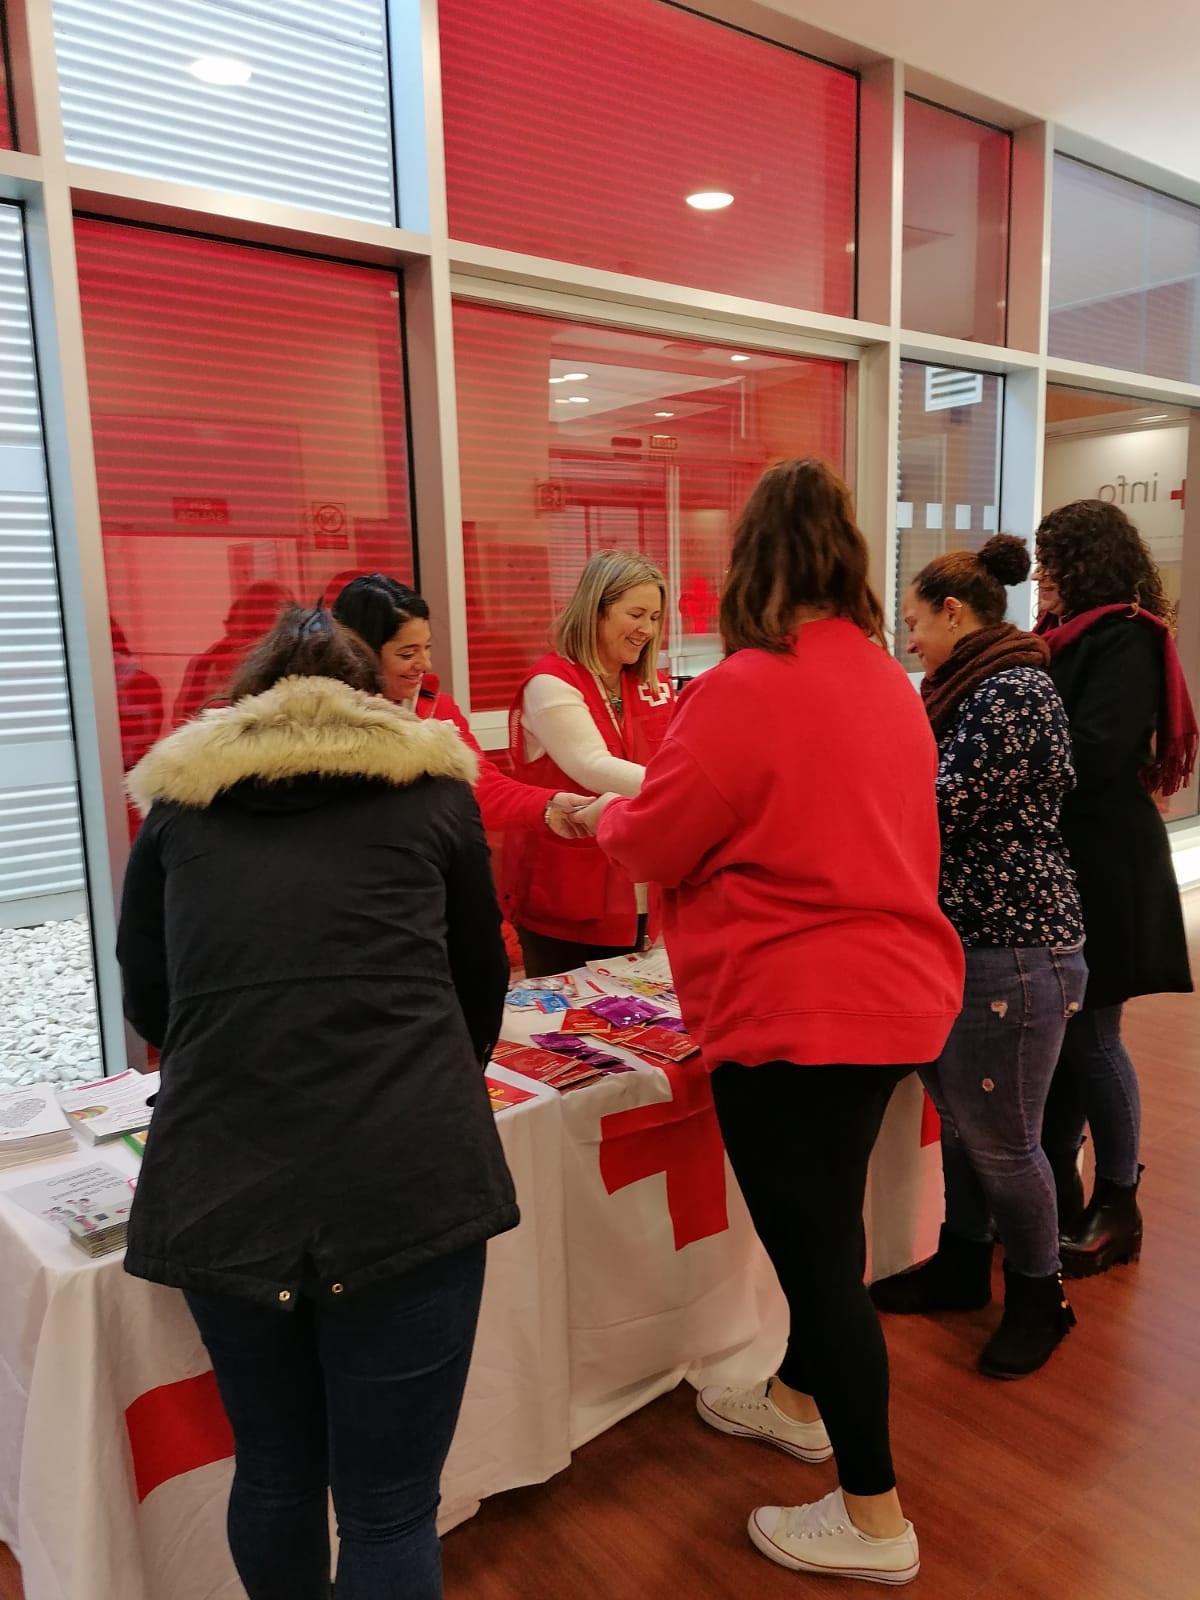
921,944,1088,1278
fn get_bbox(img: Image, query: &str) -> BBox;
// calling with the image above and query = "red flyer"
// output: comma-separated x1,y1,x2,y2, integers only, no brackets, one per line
623,1026,700,1062
485,1076,538,1112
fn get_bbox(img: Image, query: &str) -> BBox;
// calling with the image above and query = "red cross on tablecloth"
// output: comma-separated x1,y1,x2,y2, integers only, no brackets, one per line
598,1060,729,1250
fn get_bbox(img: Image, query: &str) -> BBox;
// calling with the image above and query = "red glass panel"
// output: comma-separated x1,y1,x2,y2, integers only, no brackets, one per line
454,300,847,712
440,0,856,315
895,361,1004,657
74,220,412,815
0,6,14,150
902,99,1010,345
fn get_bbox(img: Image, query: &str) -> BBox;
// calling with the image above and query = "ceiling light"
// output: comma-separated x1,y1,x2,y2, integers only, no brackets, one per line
554,398,573,404
655,411,675,418
1138,413,1170,422
686,191,734,211
562,371,589,381
730,353,751,363
549,376,568,384
188,55,253,86
568,396,590,404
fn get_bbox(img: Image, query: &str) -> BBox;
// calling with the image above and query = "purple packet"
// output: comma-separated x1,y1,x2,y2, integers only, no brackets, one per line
586,995,663,1028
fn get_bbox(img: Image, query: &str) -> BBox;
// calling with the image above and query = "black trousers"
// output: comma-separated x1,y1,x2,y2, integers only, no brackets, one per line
516,915,646,980
711,1059,913,1497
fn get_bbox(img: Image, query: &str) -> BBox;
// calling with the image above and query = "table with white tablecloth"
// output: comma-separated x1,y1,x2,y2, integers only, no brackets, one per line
1,982,942,1600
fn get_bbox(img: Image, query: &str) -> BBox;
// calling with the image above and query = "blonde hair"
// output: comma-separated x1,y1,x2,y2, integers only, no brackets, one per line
553,550,666,689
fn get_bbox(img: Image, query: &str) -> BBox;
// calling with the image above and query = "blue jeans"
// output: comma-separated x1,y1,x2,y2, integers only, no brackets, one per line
1041,1004,1142,1187
922,945,1088,1278
185,1244,486,1600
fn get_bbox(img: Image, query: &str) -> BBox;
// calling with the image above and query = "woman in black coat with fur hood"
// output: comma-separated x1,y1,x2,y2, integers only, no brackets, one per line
118,606,515,1600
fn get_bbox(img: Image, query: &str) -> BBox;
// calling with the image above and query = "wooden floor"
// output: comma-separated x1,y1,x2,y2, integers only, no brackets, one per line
5,906,1200,1600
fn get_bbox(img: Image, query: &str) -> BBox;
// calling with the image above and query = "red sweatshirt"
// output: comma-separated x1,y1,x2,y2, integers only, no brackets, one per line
414,676,553,832
597,619,964,1069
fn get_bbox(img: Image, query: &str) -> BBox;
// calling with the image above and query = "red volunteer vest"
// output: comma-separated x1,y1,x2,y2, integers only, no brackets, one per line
502,654,674,947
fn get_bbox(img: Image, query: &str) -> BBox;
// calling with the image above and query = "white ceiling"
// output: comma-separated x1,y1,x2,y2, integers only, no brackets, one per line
765,0,1200,186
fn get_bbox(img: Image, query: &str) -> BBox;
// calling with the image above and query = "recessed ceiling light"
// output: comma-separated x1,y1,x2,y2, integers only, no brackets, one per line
549,376,568,384
568,396,590,404
686,191,734,211
562,371,589,381
730,353,751,363
655,411,675,418
188,55,253,86
554,398,573,404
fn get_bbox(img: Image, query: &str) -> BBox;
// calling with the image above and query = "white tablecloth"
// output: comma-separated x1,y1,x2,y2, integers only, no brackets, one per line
1,1001,941,1600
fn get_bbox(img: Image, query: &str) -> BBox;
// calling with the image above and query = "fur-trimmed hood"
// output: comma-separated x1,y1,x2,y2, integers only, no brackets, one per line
127,676,478,815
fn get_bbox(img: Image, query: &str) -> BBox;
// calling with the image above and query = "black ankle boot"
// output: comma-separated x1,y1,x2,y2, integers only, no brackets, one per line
979,1263,1076,1379
1060,1166,1144,1279
1049,1148,1086,1234
870,1224,994,1314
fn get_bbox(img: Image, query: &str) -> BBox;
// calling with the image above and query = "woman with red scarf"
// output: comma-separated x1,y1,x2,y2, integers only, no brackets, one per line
505,551,674,978
1036,501,1197,1278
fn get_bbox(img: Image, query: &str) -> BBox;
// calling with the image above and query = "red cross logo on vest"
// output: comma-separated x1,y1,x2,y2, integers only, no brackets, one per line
598,1061,729,1250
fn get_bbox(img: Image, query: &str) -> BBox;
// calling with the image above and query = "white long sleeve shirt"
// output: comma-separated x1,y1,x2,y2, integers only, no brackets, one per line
520,674,645,797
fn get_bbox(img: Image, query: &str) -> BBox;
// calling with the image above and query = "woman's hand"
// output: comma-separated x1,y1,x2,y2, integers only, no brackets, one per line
571,794,619,836
545,793,595,839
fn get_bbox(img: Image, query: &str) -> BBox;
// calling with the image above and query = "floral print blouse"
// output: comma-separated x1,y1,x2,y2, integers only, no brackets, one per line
936,667,1085,949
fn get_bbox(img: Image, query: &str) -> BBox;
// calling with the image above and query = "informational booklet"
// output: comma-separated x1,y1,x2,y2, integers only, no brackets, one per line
484,1076,537,1113
5,1161,135,1257
57,1069,160,1145
123,1129,150,1159
0,1082,76,1170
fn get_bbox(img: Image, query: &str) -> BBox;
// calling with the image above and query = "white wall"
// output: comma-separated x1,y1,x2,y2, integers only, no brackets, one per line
1042,425,1187,578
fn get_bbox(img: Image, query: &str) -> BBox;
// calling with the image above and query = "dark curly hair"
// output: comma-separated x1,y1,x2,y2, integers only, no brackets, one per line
1035,500,1172,623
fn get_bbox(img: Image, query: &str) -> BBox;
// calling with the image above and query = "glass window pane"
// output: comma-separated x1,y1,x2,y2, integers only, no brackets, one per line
894,361,1004,659
1049,156,1200,384
454,300,848,711
902,98,1010,345
440,0,857,315
0,205,103,1090
53,0,395,224
74,221,413,786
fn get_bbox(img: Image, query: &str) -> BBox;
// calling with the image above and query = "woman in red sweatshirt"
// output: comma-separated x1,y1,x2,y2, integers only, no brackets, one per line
332,575,590,839
590,460,964,1586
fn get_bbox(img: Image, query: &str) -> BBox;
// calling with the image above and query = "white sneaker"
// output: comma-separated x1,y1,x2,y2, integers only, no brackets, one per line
696,1378,833,1463
749,1489,920,1585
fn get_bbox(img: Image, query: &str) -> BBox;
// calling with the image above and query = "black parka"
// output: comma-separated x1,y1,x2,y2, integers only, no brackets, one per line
117,676,517,1309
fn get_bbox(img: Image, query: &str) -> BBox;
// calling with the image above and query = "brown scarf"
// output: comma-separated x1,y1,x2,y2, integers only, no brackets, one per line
921,623,1050,740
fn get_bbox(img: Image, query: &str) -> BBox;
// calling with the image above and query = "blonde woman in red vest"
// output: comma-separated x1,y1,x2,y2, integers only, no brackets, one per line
505,551,675,977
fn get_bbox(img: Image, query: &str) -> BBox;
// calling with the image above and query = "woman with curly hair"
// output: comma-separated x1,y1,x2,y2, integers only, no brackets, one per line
1035,500,1197,1278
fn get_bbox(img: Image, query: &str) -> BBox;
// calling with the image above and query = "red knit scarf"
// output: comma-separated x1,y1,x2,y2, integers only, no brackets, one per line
921,623,1050,740
1036,605,1199,797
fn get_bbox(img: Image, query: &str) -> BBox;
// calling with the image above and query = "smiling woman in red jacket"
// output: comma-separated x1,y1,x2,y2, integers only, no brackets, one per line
332,575,590,841
586,460,964,1587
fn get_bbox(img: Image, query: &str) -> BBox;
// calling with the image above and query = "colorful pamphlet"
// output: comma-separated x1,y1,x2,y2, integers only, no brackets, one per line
58,1069,159,1146
620,1025,700,1063
5,1160,135,1257
123,1129,150,1159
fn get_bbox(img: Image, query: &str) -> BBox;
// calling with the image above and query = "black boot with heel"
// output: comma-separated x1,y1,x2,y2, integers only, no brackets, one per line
979,1263,1076,1379
869,1224,994,1314
1060,1165,1144,1279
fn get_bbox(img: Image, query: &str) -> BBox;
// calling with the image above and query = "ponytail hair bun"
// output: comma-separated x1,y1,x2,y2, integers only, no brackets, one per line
976,534,1031,588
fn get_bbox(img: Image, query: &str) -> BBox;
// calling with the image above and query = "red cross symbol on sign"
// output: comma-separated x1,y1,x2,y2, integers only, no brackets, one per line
598,1060,729,1250
1171,479,1187,510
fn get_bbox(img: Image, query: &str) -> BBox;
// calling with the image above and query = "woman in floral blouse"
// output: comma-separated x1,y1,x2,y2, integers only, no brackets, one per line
872,535,1086,1379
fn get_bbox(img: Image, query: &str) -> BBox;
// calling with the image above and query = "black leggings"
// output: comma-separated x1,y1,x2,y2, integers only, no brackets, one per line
711,1059,912,1497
